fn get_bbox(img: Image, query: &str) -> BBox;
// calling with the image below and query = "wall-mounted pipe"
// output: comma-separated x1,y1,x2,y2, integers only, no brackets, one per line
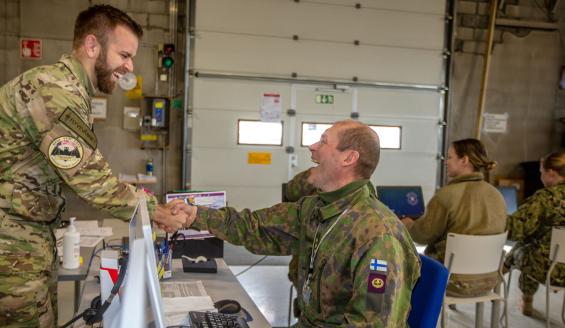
474,0,498,139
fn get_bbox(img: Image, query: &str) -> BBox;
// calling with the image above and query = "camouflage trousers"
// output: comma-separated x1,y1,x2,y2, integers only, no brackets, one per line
0,212,58,328
447,272,500,297
505,242,565,297
425,248,499,297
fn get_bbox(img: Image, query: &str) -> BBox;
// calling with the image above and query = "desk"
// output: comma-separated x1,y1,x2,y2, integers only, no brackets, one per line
58,246,98,313
74,258,270,327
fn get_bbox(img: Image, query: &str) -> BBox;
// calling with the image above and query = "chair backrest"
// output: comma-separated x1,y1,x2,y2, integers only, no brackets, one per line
550,227,565,263
444,232,508,275
408,255,449,328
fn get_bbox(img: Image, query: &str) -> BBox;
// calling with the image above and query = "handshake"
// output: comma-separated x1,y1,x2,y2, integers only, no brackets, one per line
153,199,198,233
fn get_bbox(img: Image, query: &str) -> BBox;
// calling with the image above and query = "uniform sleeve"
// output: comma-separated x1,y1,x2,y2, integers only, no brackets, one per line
285,168,318,202
407,194,449,245
506,191,547,241
344,236,420,326
192,202,302,256
25,80,156,220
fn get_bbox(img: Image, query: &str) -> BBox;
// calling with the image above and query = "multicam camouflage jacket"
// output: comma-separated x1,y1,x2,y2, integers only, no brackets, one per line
193,181,420,327
0,55,155,225
507,183,565,266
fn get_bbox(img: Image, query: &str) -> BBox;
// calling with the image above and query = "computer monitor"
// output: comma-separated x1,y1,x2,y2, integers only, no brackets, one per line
116,196,165,328
497,186,518,215
376,186,426,218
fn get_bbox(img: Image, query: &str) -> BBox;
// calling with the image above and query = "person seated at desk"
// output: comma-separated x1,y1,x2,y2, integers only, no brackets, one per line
505,151,565,316
401,138,507,297
161,120,421,327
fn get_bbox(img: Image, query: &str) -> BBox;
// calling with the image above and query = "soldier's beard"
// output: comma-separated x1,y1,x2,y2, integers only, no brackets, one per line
94,47,125,94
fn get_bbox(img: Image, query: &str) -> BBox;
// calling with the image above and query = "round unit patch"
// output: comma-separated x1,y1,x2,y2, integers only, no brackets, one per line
371,277,384,289
48,136,83,169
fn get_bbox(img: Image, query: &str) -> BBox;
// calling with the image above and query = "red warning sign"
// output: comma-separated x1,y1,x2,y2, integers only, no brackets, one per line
20,39,42,60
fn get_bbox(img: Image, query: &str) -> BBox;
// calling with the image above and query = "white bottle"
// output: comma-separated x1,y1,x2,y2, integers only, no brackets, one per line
63,217,80,269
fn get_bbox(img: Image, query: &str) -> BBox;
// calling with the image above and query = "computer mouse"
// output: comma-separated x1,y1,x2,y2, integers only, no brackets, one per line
214,299,241,315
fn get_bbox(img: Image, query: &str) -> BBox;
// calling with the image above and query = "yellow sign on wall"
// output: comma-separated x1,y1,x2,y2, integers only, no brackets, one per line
248,152,272,165
126,75,143,99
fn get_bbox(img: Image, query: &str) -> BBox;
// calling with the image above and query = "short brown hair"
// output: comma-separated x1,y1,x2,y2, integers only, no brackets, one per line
452,138,496,172
73,5,143,49
334,120,380,179
542,151,565,178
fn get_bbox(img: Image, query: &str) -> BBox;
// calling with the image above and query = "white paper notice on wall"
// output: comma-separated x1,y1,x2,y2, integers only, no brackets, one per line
483,113,508,133
91,97,107,120
260,93,282,122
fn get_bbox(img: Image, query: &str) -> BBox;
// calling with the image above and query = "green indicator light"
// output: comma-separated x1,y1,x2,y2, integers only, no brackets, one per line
162,56,174,68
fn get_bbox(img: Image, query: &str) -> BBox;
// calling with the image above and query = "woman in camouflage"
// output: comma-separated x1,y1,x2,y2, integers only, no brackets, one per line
505,151,565,316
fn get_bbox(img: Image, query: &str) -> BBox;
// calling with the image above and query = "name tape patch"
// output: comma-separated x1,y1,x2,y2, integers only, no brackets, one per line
58,107,97,149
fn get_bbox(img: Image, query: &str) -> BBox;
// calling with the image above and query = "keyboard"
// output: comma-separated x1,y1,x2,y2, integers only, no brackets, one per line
189,311,249,328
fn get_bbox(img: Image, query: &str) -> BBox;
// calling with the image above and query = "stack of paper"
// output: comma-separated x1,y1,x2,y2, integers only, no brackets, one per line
160,281,215,326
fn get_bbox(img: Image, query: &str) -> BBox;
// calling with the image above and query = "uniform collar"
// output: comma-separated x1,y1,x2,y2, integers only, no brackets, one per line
317,180,369,221
448,172,484,185
59,54,96,97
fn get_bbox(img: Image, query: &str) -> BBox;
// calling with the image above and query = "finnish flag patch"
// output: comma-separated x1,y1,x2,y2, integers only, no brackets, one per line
370,259,387,272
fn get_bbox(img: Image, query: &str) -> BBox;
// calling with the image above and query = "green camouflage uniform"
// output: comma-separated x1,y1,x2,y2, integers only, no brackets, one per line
0,55,156,327
194,180,420,327
283,168,319,317
505,183,565,296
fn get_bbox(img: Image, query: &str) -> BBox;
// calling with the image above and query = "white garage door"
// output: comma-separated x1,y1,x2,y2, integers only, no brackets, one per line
189,0,447,209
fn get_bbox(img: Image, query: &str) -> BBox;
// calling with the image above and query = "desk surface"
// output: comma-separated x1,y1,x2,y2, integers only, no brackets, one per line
58,247,97,281
75,257,271,328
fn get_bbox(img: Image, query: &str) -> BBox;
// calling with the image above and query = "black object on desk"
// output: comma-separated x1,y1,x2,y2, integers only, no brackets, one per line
182,257,218,273
189,311,249,328
171,237,224,259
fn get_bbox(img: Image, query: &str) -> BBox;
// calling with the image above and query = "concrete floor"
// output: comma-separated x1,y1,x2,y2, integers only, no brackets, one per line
56,219,565,327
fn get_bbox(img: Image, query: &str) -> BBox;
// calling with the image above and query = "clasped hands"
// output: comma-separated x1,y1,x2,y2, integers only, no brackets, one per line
153,199,197,233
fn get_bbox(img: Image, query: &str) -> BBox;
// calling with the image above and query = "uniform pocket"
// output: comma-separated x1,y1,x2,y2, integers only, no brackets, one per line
0,214,55,275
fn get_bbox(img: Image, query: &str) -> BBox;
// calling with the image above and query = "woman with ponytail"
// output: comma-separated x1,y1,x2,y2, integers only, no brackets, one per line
402,138,507,297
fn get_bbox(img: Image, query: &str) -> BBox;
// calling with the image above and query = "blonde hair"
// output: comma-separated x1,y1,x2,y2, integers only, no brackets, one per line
452,138,496,172
542,151,565,178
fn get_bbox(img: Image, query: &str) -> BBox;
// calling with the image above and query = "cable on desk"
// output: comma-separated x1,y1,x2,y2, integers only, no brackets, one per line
234,255,268,277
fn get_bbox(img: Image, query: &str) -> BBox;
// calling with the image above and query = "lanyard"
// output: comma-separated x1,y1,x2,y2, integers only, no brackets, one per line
307,208,350,276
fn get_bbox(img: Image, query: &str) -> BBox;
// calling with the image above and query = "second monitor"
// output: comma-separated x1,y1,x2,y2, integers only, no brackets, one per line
377,186,425,218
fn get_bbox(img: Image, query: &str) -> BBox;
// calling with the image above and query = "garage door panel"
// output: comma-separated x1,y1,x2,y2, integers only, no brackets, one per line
193,108,288,147
197,0,443,50
357,88,442,118
193,79,291,112
192,148,287,186
194,32,443,85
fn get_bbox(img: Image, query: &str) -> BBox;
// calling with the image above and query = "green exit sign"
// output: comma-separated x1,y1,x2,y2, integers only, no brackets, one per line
315,94,334,104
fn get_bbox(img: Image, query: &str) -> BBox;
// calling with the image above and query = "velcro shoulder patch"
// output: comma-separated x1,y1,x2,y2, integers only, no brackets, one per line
58,107,97,149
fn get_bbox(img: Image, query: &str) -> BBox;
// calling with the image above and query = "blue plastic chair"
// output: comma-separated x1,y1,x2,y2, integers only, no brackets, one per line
408,254,449,328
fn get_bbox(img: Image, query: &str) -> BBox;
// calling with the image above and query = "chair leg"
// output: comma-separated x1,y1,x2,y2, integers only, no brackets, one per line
491,283,501,328
547,286,551,328
288,285,294,328
441,303,447,328
476,302,484,328
561,292,565,326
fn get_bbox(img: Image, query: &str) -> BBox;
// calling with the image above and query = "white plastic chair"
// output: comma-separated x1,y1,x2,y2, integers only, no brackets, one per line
545,227,565,328
441,232,508,328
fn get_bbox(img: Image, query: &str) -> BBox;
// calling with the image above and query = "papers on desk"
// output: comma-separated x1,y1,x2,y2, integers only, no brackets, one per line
161,280,207,298
161,281,216,326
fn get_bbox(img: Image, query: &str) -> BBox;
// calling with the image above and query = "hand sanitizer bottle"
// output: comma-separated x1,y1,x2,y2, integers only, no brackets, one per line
63,217,80,269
